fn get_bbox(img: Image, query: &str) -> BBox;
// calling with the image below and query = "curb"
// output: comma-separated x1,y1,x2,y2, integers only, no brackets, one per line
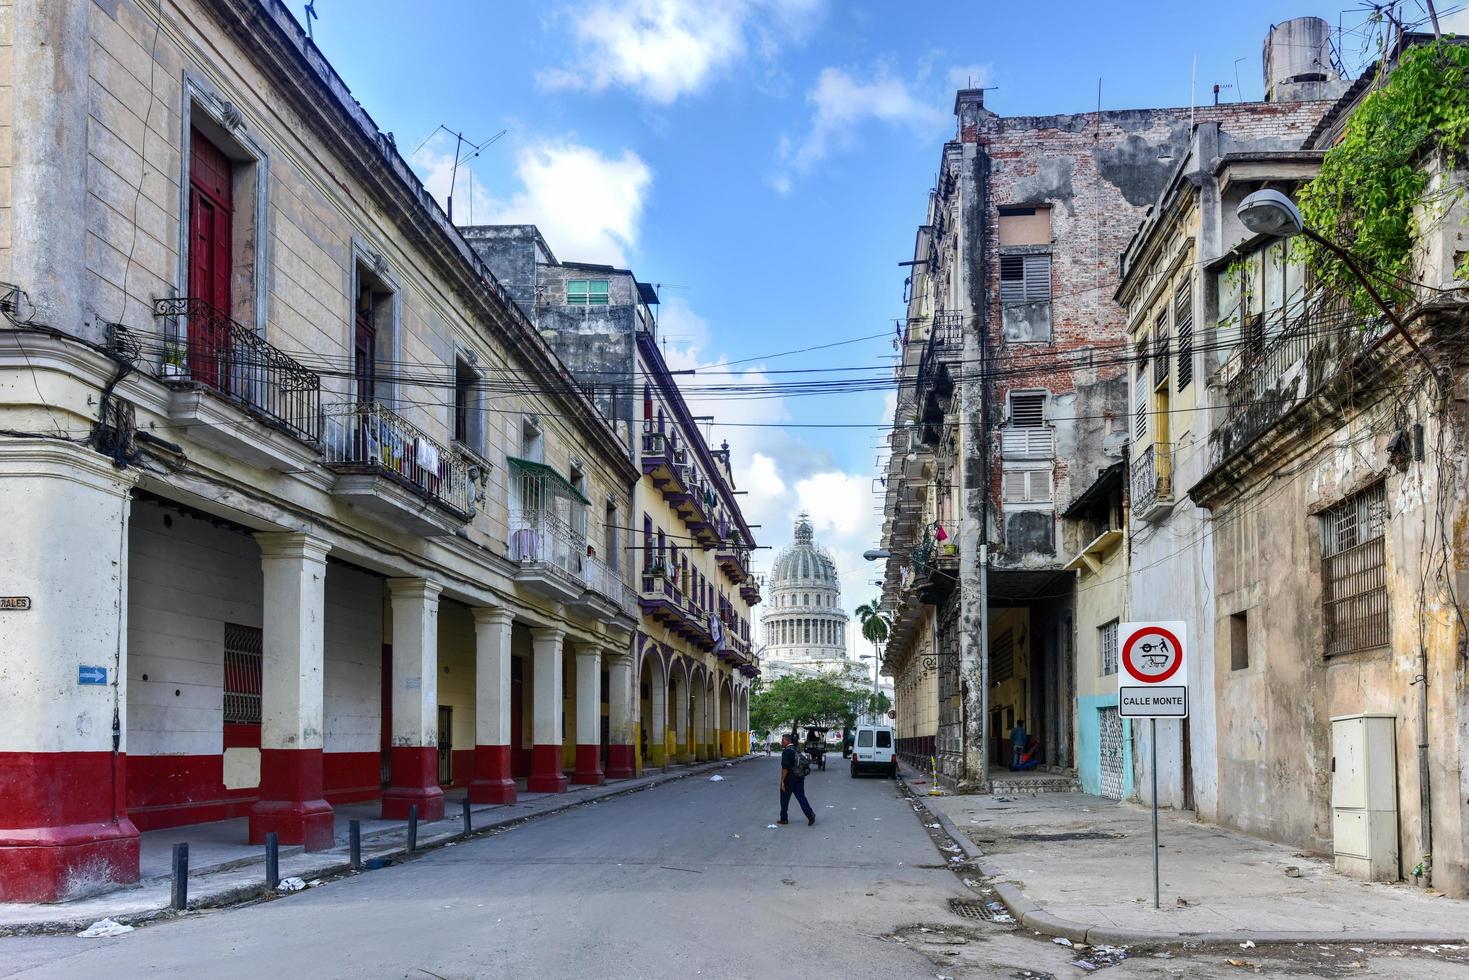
896,771,1469,948
2,756,759,936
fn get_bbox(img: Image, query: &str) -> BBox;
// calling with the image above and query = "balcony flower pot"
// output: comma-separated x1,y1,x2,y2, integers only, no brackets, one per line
941,543,957,557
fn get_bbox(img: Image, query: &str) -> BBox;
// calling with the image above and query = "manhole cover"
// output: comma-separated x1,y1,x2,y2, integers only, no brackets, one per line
948,898,1006,921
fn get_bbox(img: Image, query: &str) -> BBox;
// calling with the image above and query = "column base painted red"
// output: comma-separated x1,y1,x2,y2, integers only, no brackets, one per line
571,745,604,785
0,751,140,903
381,746,445,821
605,745,635,780
249,748,335,851
526,744,568,793
468,745,517,804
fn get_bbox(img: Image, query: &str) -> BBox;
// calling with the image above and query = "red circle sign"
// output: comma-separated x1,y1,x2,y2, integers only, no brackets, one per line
1122,626,1183,684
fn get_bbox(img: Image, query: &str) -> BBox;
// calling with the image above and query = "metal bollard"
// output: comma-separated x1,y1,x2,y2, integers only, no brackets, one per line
407,804,418,853
265,832,279,890
170,842,189,910
349,819,361,871
462,798,472,836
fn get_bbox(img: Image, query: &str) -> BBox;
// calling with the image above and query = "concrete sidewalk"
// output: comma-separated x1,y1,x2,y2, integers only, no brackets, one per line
905,769,1469,946
1,757,755,935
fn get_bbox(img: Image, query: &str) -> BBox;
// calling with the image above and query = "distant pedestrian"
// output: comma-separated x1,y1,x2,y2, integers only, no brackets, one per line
1010,719,1027,770
778,733,815,826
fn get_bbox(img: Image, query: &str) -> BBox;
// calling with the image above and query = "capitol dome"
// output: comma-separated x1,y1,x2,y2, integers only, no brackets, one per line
761,515,849,675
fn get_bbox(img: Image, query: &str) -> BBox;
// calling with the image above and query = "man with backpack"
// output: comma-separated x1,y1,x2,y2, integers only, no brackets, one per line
779,732,816,826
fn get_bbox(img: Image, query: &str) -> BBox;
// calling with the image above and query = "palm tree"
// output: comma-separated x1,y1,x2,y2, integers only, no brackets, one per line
855,599,891,648
853,599,892,724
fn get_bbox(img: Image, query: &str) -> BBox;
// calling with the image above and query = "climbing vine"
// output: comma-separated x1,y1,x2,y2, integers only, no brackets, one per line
1296,39,1469,315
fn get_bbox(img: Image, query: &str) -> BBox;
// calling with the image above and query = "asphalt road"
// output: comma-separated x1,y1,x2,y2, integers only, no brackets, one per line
0,757,982,979
6,758,1469,979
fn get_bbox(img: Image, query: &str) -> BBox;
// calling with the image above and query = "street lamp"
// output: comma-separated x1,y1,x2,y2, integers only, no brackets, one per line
1235,190,1444,392
862,549,891,561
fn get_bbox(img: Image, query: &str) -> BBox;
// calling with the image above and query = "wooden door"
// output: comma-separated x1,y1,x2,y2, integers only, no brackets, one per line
187,129,233,386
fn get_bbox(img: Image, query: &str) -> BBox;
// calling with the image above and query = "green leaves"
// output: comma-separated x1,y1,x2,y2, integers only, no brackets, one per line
749,673,872,734
1297,40,1469,315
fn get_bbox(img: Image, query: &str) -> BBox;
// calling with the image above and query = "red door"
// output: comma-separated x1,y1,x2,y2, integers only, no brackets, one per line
188,129,233,387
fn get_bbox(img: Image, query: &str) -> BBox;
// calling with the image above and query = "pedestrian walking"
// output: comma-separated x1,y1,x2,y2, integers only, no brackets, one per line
778,733,815,826
1010,718,1027,771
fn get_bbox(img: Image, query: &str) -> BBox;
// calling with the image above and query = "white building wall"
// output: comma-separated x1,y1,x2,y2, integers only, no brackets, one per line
323,564,383,755
1128,492,1218,816
126,501,262,759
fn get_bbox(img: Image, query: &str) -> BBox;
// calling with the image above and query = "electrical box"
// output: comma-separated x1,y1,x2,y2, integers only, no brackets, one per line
1330,714,1398,881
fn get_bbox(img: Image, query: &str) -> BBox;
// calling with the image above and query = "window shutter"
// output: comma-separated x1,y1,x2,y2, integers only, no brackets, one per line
1010,392,1045,427
1000,254,1052,303
1134,382,1147,441
1023,254,1051,302
1000,255,1026,302
1002,466,1052,503
1175,279,1194,390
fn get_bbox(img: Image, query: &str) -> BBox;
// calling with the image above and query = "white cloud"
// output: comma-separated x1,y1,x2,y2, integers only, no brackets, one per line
540,0,825,104
771,61,981,190
415,136,653,267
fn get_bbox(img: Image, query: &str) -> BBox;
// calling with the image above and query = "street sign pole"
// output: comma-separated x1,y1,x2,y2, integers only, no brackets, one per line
1151,717,1159,910
1117,621,1187,913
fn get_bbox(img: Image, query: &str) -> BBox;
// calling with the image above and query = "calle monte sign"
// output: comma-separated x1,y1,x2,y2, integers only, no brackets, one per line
1117,621,1188,718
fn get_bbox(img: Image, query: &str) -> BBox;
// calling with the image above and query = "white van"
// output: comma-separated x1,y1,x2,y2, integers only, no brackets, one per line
849,725,897,778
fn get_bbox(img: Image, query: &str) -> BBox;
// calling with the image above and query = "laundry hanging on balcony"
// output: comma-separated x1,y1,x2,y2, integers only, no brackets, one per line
507,456,591,575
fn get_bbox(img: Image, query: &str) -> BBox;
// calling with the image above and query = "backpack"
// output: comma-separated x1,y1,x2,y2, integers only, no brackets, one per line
790,747,811,779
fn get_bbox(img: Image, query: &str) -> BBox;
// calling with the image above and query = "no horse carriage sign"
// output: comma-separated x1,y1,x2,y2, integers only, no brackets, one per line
1117,621,1188,718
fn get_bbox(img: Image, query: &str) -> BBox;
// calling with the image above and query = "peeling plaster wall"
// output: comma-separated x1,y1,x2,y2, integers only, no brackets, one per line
1207,398,1469,896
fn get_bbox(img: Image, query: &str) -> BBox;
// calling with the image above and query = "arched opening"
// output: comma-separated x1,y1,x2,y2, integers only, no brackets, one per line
638,652,667,771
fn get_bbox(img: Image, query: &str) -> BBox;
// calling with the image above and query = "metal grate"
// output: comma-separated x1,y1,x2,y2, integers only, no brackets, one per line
949,898,1008,921
1099,619,1119,677
1098,705,1125,801
992,629,1015,682
1320,483,1389,656
223,623,262,725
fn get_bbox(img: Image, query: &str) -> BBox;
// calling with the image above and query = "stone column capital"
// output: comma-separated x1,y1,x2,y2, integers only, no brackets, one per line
388,577,443,602
529,625,565,645
255,531,332,563
471,605,516,629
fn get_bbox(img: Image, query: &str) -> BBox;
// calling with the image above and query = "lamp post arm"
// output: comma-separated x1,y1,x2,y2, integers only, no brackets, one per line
1301,227,1446,395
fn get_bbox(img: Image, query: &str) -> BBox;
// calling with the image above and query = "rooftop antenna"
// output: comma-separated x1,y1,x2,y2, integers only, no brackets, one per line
302,0,318,41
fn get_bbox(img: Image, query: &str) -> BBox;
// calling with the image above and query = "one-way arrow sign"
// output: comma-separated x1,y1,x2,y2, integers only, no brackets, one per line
78,665,108,685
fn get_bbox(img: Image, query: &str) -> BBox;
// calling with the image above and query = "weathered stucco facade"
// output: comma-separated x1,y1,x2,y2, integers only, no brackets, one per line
0,0,753,904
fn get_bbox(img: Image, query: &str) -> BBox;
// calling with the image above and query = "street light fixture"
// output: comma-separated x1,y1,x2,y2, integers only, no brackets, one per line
862,549,891,561
1235,190,1445,393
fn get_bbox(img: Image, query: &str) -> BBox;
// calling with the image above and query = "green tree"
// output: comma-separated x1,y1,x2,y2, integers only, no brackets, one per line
854,599,891,648
749,674,869,739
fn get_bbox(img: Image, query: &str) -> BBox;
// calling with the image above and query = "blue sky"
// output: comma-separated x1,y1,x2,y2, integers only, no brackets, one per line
297,0,1454,632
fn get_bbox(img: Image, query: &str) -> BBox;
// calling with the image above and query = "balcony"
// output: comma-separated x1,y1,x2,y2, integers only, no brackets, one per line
641,430,692,497
638,574,715,650
716,539,751,585
912,316,962,446
509,512,588,602
909,523,959,604
580,553,639,620
1130,443,1173,519
739,576,763,606
152,298,322,472
324,401,477,534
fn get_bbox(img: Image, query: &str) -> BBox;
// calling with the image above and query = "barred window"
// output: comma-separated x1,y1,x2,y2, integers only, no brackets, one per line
1175,279,1194,390
992,629,1015,682
1099,619,1119,676
223,623,263,725
1320,483,1388,656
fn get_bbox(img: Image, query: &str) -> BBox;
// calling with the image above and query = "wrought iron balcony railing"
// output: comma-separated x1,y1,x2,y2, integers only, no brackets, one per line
153,297,321,442
324,401,474,516
583,553,638,617
1130,443,1172,514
